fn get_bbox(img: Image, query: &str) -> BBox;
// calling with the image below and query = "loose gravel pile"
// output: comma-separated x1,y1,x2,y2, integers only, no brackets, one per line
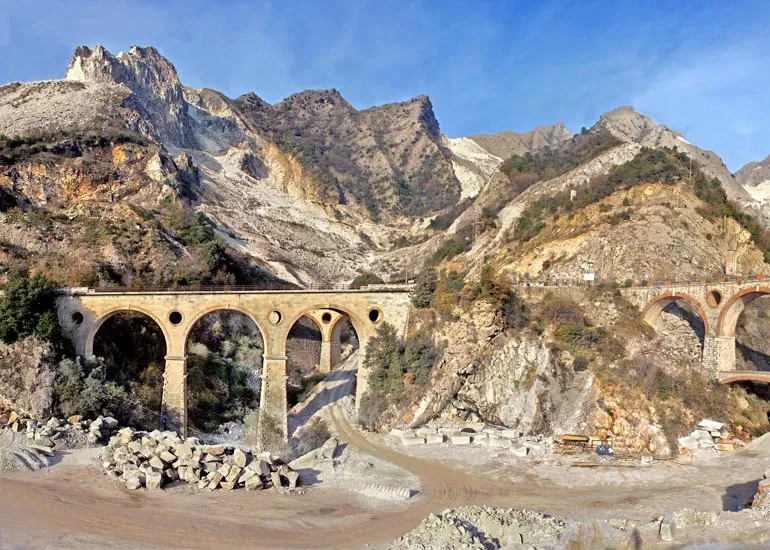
388,506,565,549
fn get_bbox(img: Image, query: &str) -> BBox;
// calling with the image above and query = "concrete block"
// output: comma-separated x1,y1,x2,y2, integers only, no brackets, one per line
415,427,437,437
472,433,488,441
511,446,529,457
488,437,512,448
437,427,457,435
501,429,520,439
450,435,471,445
401,436,425,446
677,436,698,451
425,434,444,444
691,429,713,441
659,513,676,542
522,441,544,453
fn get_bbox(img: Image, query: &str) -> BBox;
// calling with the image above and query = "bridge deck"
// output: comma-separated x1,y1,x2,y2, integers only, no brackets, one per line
58,285,413,296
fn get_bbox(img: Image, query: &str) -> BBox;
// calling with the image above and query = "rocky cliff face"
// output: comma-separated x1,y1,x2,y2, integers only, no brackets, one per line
65,46,194,147
406,302,593,437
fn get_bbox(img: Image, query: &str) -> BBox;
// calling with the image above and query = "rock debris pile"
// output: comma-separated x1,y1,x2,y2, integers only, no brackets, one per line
102,427,300,491
388,506,565,550
0,406,119,452
676,419,744,454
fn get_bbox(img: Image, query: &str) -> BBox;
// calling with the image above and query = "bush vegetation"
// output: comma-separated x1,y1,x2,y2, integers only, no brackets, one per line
0,270,61,346
358,322,436,430
349,272,384,289
499,127,621,199
509,146,770,260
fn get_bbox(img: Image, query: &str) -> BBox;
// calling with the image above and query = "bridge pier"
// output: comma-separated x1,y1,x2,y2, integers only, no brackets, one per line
257,355,289,453
161,356,187,436
703,336,736,374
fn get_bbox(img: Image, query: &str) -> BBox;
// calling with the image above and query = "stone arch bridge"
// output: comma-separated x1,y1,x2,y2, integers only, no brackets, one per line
517,277,770,385
55,286,411,451
620,278,770,383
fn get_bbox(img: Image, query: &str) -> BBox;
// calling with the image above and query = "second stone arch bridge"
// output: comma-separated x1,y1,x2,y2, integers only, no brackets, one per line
620,278,770,382
55,286,411,452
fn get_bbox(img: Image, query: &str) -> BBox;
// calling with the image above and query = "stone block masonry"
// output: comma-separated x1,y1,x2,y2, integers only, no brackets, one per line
55,288,411,453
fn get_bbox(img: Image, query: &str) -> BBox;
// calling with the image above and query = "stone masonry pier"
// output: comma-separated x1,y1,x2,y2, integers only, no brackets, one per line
54,286,411,452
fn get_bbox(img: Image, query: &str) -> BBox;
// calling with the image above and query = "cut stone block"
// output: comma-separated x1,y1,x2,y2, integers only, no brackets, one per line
489,437,512,448
501,429,520,439
401,436,425,446
450,435,471,445
697,419,724,431
677,436,698,451
425,434,444,444
659,513,676,542
511,446,529,457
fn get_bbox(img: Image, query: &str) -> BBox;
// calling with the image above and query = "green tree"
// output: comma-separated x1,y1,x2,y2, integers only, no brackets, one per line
0,270,60,344
411,267,437,308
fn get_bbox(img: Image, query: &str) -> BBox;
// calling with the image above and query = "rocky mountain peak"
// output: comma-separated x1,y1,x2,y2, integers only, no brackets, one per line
276,89,352,114
64,45,193,146
65,45,182,96
595,105,751,203
468,122,573,160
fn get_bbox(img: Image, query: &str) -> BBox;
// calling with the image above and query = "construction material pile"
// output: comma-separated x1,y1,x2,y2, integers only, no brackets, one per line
676,419,744,454
102,427,300,491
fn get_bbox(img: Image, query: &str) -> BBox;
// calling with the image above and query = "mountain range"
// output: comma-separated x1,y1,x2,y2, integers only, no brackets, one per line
1,44,769,287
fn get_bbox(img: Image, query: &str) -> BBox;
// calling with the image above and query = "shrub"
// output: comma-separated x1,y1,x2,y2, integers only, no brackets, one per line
573,356,590,371
411,267,437,308
358,391,387,430
349,272,384,289
0,270,60,345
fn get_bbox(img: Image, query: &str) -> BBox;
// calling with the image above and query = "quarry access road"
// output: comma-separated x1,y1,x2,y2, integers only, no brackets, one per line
3,366,770,549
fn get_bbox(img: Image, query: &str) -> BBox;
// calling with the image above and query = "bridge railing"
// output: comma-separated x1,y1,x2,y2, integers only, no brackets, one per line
511,274,770,290
60,282,412,294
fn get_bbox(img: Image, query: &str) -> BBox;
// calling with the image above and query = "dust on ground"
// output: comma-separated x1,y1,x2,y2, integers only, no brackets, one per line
3,357,770,549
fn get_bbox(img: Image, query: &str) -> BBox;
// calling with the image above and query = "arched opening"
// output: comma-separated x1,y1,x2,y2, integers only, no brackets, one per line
643,294,707,369
286,316,323,408
285,312,361,410
185,310,263,433
92,311,168,430
287,311,360,444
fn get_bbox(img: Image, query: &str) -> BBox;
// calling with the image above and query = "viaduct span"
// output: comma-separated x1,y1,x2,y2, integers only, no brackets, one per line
55,286,411,451
520,277,770,385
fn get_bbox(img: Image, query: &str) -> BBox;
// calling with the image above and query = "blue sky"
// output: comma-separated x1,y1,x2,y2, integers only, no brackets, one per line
1,0,769,170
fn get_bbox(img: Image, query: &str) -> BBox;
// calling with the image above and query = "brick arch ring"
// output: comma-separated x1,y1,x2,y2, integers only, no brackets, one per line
715,286,770,337
641,291,710,336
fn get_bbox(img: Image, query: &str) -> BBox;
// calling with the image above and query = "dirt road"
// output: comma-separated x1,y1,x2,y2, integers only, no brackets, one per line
3,359,770,548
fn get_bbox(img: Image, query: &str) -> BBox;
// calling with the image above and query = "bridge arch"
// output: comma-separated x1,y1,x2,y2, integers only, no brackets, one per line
718,371,770,385
181,305,268,354
642,292,709,340
283,304,371,348
86,306,171,359
716,287,770,337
